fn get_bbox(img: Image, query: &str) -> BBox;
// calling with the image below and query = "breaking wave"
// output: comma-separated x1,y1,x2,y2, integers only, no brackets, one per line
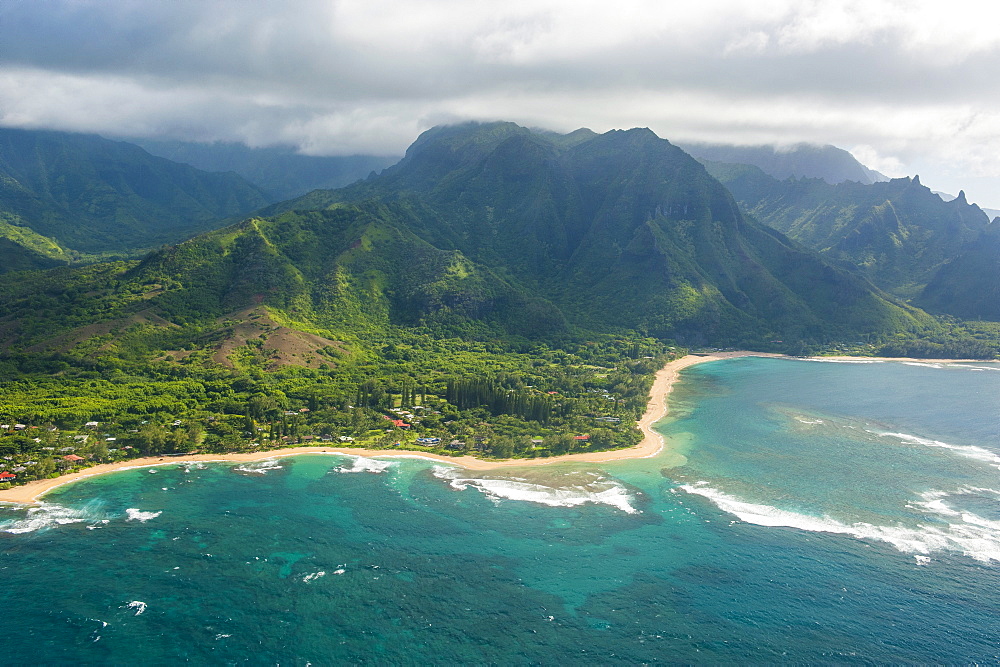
680,482,1000,564
873,431,1000,468
125,508,162,522
233,459,284,475
432,466,639,514
335,455,396,474
1,503,98,534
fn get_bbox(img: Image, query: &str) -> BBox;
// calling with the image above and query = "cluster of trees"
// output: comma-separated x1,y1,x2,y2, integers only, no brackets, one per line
445,378,554,424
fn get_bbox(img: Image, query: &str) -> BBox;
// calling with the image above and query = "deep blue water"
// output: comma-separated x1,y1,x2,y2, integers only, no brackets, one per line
2,357,999,663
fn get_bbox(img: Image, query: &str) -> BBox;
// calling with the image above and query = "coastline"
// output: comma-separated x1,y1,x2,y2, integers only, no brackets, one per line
0,351,987,505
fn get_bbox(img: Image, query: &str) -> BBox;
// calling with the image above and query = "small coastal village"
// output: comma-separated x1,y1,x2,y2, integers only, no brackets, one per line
0,375,651,490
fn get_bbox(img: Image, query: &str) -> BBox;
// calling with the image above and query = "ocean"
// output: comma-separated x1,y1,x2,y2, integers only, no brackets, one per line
2,356,999,663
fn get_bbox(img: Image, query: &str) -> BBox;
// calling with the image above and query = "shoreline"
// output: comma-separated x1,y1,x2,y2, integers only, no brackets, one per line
0,351,991,505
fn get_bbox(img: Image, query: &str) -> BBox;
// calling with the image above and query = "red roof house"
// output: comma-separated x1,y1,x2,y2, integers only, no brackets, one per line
63,454,85,462
0,471,16,480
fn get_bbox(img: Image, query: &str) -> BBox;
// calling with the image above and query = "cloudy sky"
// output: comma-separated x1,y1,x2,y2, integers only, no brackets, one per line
4,0,1000,206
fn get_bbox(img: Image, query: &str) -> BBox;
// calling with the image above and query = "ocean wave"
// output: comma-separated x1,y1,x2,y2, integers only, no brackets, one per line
125,508,162,522
433,466,639,514
0,503,96,534
680,483,1000,564
902,362,944,368
232,459,283,475
124,601,147,616
873,431,1000,467
334,455,396,474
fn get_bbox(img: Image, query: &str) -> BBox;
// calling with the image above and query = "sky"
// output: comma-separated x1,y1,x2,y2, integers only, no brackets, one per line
4,0,1000,207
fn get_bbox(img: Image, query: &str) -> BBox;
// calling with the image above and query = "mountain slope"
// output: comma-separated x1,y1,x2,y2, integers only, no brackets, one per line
0,128,268,258
918,224,1000,320
703,161,991,301
264,122,932,345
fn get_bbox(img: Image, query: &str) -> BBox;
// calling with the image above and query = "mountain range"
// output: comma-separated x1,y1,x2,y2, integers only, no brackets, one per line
0,128,268,268
1,121,998,370
1,122,942,369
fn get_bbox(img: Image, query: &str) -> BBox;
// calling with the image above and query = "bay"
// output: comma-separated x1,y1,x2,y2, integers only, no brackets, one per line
2,357,999,663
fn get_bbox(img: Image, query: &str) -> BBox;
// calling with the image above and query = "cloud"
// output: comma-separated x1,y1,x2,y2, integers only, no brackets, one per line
3,0,1000,203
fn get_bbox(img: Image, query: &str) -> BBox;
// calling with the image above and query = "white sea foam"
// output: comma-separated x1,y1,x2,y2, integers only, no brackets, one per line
233,459,283,475
125,601,147,616
433,466,639,514
125,508,162,522
0,503,93,534
902,362,944,368
795,417,825,425
302,571,326,583
874,431,1000,467
335,455,396,474
680,483,1000,564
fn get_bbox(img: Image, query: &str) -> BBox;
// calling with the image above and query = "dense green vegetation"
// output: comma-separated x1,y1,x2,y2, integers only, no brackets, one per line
0,332,674,486
702,161,992,304
0,127,268,266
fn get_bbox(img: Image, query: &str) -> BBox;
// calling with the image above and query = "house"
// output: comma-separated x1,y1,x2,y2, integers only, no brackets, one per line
416,437,440,445
73,435,89,443
14,424,26,431
0,471,15,481
84,421,99,428
63,454,85,462
574,435,590,441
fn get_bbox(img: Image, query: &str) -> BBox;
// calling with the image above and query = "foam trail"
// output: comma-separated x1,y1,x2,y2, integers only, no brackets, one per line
680,483,1000,564
433,466,639,514
335,455,396,474
874,431,1000,467
125,508,162,522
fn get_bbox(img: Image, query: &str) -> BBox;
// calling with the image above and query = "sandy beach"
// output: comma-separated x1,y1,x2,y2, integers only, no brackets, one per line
0,350,977,504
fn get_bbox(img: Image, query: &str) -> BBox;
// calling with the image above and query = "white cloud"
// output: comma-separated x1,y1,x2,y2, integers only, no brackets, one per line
4,0,1000,204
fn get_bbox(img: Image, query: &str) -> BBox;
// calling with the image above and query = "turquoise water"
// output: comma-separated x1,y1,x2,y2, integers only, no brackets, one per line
2,357,999,663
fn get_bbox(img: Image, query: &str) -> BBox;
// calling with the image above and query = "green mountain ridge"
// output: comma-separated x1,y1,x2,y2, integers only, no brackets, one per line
261,122,931,345
0,127,269,264
702,160,991,303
